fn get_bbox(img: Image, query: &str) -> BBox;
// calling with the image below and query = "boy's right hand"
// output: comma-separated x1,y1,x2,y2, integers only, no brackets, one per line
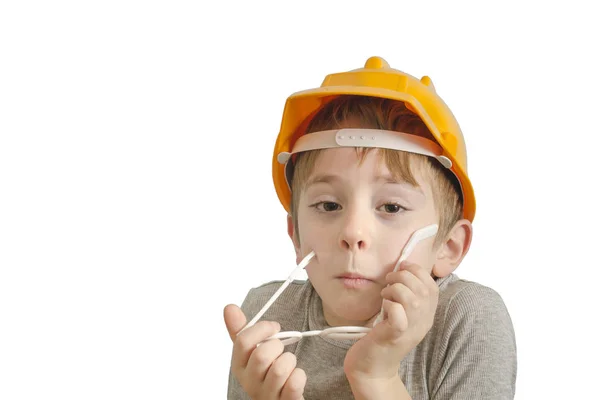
224,304,307,400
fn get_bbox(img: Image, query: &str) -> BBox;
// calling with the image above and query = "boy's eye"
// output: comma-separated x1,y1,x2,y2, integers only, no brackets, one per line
314,201,341,212
378,203,404,214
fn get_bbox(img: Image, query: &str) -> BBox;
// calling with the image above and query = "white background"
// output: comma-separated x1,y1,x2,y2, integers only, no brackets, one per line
1,1,598,399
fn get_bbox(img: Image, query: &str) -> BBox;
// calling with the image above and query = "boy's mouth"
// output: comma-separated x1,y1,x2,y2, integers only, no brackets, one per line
337,273,375,289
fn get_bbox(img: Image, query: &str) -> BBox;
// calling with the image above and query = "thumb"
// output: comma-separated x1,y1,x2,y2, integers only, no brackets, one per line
224,304,247,342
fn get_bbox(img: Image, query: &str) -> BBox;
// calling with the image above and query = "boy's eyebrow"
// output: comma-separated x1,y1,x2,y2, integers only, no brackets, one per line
374,175,424,194
305,174,342,187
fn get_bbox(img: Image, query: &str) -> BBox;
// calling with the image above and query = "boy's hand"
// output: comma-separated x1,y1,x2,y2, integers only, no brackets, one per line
343,262,439,383
224,304,307,400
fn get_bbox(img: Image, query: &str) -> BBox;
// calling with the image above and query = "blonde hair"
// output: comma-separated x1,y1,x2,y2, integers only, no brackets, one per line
289,95,463,246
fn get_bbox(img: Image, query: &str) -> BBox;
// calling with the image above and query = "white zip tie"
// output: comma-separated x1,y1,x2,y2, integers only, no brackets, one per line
239,251,316,334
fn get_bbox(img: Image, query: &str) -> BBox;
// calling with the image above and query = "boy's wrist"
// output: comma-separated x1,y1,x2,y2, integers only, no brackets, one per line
348,375,412,400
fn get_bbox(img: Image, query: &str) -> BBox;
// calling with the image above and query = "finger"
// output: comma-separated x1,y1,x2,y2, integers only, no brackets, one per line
263,351,297,395
224,304,247,342
386,269,424,300
381,282,419,310
402,263,439,288
391,263,439,298
280,367,307,400
232,320,281,372
246,338,285,384
382,298,409,333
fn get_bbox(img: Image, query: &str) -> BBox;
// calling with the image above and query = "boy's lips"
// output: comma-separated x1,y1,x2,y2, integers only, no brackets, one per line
336,273,375,289
338,273,373,280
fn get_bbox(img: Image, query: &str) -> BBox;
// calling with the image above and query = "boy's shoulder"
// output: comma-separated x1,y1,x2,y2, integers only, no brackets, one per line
244,279,309,302
438,274,510,315
240,279,312,330
434,274,515,338
421,274,517,397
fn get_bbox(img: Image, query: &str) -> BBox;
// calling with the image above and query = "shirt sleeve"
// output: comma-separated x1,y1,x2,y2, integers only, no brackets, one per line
429,284,517,400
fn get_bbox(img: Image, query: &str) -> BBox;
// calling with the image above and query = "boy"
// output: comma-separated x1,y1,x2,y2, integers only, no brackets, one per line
224,56,517,399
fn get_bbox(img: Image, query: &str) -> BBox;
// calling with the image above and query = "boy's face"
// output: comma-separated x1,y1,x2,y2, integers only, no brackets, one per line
292,148,441,327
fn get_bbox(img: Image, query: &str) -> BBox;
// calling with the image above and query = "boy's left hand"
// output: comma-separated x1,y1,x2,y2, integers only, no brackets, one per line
343,262,439,383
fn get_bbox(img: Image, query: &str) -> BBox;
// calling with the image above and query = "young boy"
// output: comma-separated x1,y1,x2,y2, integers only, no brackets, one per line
224,56,517,399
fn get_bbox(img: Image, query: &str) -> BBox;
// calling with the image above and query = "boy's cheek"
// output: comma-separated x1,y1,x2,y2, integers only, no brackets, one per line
298,226,333,253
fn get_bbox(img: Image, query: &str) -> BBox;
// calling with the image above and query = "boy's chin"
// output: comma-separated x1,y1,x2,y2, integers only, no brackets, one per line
328,302,381,326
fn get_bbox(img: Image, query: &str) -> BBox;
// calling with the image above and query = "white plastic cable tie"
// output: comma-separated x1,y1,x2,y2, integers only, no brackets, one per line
239,251,316,334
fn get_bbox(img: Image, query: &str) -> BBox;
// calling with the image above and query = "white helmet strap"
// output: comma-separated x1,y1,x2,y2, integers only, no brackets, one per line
276,128,452,190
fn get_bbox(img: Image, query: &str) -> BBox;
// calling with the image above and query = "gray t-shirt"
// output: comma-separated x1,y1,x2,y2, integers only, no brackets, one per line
227,274,517,399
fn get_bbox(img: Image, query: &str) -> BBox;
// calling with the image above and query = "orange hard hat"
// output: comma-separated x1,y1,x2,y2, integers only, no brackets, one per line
272,56,476,222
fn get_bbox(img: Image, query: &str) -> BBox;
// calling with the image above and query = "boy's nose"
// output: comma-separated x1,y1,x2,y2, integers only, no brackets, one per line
339,212,371,251
340,237,367,251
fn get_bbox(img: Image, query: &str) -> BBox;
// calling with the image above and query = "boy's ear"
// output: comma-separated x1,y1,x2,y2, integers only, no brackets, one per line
432,219,473,278
287,214,302,263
